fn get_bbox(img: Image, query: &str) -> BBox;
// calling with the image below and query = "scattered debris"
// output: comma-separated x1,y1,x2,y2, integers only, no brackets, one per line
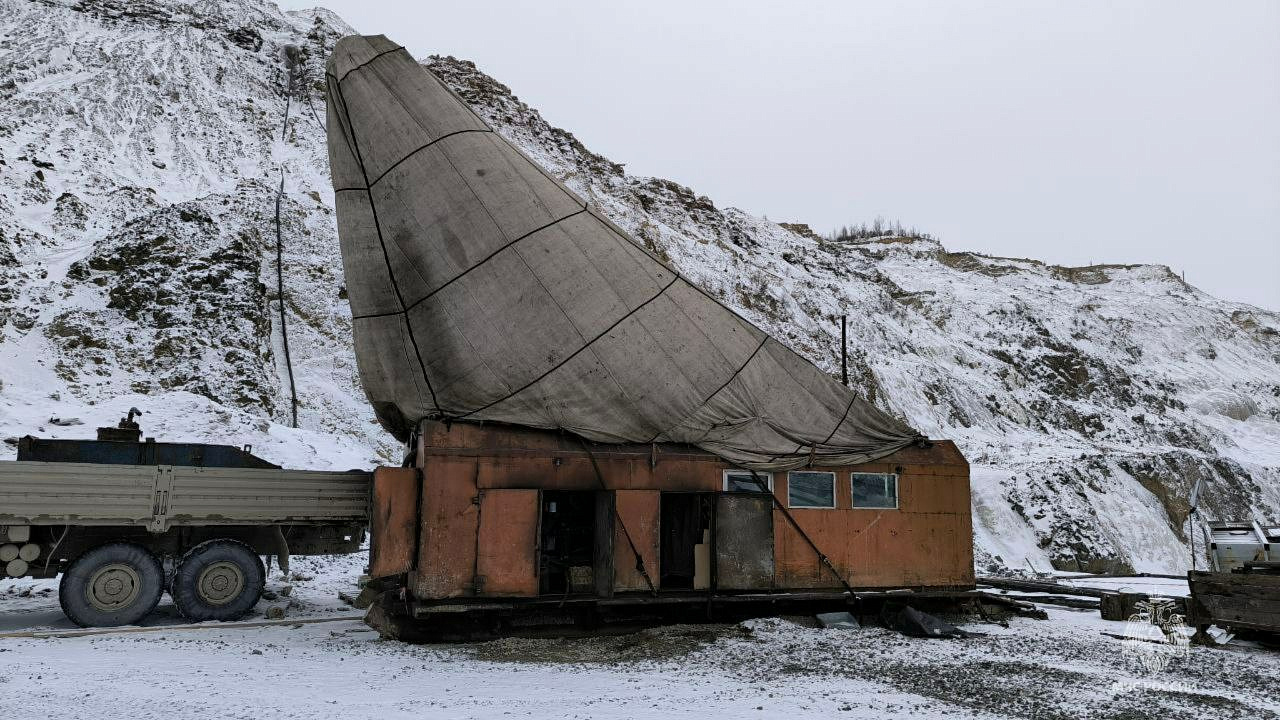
882,605,970,639
816,611,859,629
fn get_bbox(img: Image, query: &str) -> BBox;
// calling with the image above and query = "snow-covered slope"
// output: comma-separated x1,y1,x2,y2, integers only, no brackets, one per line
2,0,1277,573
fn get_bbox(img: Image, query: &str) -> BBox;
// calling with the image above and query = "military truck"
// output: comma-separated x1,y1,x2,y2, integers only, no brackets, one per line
0,410,370,627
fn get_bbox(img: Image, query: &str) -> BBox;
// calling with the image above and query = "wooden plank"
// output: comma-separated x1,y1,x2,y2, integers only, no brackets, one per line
1190,579,1280,599
1189,570,1280,590
1188,570,1280,631
1196,594,1280,617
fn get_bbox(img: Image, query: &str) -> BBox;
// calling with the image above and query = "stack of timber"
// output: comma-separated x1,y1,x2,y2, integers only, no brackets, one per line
1188,570,1280,634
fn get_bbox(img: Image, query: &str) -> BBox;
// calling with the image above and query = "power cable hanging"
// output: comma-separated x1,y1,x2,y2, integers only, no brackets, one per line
275,167,299,428
273,45,305,428
305,94,326,133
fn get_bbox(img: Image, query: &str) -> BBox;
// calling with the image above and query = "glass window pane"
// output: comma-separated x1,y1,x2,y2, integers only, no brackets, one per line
788,472,835,508
724,472,769,492
852,473,898,509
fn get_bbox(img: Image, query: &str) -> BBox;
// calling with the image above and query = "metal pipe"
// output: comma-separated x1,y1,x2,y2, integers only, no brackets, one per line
840,315,848,386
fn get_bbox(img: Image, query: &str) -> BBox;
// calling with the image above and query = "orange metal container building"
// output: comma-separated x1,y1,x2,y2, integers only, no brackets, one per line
369,420,973,616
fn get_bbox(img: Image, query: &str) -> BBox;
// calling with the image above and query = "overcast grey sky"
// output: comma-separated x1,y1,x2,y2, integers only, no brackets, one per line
283,1,1280,310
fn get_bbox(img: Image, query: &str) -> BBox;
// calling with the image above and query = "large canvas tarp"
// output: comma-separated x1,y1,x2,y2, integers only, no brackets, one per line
325,35,923,470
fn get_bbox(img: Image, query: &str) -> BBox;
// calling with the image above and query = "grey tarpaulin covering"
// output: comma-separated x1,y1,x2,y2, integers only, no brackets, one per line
325,35,923,470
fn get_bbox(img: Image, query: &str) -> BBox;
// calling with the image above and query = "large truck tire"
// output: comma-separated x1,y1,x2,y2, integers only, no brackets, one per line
171,539,265,621
59,542,165,627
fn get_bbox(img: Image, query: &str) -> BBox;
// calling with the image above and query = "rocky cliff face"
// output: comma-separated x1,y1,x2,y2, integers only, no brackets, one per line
2,0,1277,573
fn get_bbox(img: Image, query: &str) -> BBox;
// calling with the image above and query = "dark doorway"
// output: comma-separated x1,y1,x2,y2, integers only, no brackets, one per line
660,493,714,590
539,491,597,595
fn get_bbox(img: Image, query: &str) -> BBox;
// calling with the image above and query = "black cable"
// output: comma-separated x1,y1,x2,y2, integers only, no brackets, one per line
275,168,299,428
281,93,291,142
305,94,326,133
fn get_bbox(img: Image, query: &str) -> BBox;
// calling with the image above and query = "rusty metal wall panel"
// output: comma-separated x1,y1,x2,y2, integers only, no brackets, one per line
473,455,719,492
413,421,974,596
369,467,419,579
613,490,660,592
773,470,975,589
716,494,774,590
414,457,479,600
476,489,540,596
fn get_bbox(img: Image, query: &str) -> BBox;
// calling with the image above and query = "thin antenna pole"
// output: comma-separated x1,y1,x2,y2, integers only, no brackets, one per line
840,315,848,386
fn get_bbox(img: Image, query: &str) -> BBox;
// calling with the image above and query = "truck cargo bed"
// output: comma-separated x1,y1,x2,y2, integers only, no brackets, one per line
0,461,369,531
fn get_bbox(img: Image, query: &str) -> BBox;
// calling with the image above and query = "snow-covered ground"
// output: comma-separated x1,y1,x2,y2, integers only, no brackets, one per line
3,558,1279,720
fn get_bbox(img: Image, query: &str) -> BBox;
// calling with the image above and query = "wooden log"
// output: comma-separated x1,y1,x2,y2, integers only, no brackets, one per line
1100,592,1125,620
978,576,1106,598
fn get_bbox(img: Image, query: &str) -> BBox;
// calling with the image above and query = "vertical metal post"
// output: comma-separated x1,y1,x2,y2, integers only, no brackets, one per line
840,315,848,386
1189,510,1196,572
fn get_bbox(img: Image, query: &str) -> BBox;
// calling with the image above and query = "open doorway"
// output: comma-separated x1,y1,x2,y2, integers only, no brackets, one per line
659,493,715,590
539,491,602,595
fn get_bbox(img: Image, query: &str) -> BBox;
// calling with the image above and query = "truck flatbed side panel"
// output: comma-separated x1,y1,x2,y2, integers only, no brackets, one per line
0,461,154,525
0,461,370,527
167,467,369,525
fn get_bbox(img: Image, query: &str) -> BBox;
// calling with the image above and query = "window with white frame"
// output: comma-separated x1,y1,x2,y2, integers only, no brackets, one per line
723,470,772,493
787,471,835,508
851,473,898,509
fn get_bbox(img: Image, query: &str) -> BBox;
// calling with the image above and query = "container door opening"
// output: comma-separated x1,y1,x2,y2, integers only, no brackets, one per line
659,493,714,590
539,491,598,596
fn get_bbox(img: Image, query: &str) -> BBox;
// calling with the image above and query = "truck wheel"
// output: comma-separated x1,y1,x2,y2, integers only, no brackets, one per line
59,543,164,628
172,539,264,621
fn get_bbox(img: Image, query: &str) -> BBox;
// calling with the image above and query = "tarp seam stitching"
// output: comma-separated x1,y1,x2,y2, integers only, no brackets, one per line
645,336,771,444
367,129,494,187
351,208,589,321
331,74,443,417
455,276,682,420
333,45,405,84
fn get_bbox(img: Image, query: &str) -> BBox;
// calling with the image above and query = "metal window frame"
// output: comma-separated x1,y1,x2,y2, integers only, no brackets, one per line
850,472,899,510
786,471,836,509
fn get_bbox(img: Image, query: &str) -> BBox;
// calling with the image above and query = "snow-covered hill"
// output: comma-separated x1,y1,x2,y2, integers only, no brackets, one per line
2,0,1277,574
